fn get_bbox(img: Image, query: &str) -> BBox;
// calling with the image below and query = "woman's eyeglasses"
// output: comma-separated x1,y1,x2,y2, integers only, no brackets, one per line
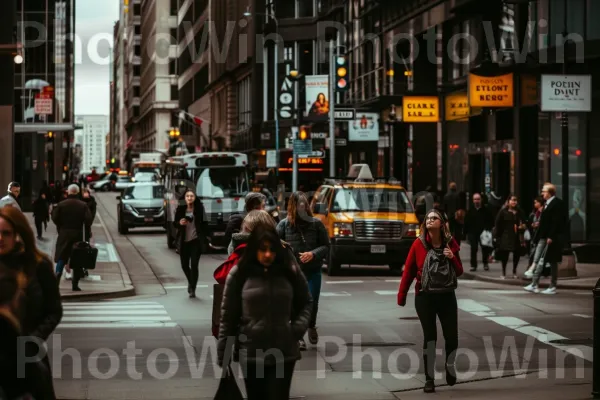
426,216,440,222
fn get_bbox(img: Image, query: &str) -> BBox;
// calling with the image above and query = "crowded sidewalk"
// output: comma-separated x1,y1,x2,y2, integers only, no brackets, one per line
26,212,134,300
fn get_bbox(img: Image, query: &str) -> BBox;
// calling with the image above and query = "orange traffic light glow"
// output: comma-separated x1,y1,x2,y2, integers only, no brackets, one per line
553,148,560,156
337,67,347,77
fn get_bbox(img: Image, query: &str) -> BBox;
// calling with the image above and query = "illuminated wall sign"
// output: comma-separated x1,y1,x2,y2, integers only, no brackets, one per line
286,157,324,166
468,73,514,107
402,96,439,122
445,94,470,121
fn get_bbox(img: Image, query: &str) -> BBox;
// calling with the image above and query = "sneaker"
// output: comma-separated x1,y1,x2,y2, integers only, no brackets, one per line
65,271,72,280
541,287,557,295
484,264,490,271
524,283,539,293
308,327,319,345
423,380,435,393
524,269,534,278
299,339,307,351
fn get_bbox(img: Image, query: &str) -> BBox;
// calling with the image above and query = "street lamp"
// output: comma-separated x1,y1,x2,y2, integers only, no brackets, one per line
14,54,23,64
243,6,280,174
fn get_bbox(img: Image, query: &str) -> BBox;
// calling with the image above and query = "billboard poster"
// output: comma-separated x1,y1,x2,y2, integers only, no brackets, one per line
349,112,379,141
541,74,591,112
304,75,329,121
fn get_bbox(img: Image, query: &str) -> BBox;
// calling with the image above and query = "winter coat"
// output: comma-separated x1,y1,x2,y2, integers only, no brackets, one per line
228,231,250,256
82,196,97,220
217,260,312,366
536,197,568,264
276,217,330,274
33,197,50,221
51,196,93,263
0,193,20,211
494,207,525,252
397,234,463,306
464,205,494,240
173,202,208,249
224,213,245,251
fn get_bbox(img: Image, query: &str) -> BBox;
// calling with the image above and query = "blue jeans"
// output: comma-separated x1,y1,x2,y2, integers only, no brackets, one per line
305,270,322,328
55,259,66,275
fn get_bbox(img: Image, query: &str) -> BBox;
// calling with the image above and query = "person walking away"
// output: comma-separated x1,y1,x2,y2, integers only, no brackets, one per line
217,225,312,400
80,188,97,278
397,209,463,393
33,192,50,240
525,183,568,295
0,206,63,399
463,193,494,272
443,182,465,244
173,189,207,298
52,184,93,291
224,192,266,253
494,195,526,279
0,182,21,211
277,191,329,350
524,196,545,278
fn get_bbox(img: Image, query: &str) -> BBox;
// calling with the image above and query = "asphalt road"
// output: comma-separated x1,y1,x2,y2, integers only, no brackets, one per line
48,192,594,400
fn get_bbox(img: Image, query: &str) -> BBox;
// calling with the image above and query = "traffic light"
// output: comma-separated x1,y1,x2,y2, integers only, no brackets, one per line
298,125,310,141
168,128,180,142
335,56,348,91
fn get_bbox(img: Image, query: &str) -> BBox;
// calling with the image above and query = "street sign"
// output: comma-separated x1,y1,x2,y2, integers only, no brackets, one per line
297,150,324,158
334,109,355,120
266,150,278,168
293,139,312,154
335,138,347,146
34,94,53,115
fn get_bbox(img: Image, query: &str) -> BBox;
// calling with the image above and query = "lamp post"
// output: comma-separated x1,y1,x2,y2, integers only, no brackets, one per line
387,104,398,178
289,68,304,192
244,6,280,174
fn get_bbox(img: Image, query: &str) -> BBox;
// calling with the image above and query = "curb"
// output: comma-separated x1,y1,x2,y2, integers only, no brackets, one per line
61,285,135,301
461,271,595,291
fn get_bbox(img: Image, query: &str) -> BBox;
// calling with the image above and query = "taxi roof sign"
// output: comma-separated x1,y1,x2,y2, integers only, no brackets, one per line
347,164,374,182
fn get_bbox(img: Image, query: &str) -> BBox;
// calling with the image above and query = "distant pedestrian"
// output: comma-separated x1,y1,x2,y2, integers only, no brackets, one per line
217,225,312,400
52,181,63,204
52,184,93,291
397,209,463,393
464,193,494,272
0,182,21,211
443,182,465,244
494,195,526,279
525,183,568,295
32,192,50,240
0,206,62,399
224,192,266,253
81,188,97,242
277,191,329,350
173,189,207,298
524,196,545,277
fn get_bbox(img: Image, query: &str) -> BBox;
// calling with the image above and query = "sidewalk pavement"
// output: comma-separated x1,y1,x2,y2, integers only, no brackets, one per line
458,241,598,290
26,212,134,300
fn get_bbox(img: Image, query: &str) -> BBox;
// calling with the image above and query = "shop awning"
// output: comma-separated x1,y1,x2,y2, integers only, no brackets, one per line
14,123,82,133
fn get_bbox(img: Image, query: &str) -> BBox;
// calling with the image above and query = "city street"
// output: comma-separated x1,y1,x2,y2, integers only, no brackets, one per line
44,192,594,400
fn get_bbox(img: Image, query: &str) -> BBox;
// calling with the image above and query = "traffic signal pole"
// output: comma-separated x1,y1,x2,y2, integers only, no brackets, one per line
292,126,298,193
329,39,335,178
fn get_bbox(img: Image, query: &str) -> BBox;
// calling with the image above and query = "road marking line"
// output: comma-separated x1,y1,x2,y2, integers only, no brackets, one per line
61,316,172,322
385,279,401,283
472,311,496,317
374,290,397,295
326,280,364,284
320,291,351,297
84,275,102,281
573,314,592,319
63,310,168,315
461,299,593,362
58,322,178,329
106,243,120,262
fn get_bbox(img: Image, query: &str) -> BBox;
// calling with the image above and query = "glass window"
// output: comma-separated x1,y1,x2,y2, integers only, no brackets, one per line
549,0,564,46
124,185,164,199
330,188,414,212
567,0,585,37
587,0,600,39
298,41,313,76
298,0,313,17
195,167,249,198
277,0,295,18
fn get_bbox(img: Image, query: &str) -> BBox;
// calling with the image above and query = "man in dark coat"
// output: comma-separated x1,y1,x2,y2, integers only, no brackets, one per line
525,183,568,295
464,193,494,272
443,182,465,244
52,184,93,291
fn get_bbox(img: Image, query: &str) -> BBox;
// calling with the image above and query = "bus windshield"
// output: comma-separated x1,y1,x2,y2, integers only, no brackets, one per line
331,188,414,213
195,167,249,199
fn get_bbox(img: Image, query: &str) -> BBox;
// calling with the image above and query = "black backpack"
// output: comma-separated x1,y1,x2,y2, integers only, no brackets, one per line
419,237,457,293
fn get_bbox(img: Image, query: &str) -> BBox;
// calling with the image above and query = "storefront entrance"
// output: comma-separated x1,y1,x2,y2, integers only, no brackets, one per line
466,141,515,202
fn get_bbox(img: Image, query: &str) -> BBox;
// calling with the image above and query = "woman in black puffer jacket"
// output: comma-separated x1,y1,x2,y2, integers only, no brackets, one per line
217,225,312,400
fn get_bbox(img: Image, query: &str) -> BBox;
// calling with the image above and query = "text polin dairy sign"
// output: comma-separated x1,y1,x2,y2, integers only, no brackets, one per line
541,75,591,112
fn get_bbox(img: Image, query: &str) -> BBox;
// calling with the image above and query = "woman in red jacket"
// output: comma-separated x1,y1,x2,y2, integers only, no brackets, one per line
397,208,463,393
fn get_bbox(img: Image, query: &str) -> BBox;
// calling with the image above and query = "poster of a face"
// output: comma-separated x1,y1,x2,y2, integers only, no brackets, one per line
304,75,329,121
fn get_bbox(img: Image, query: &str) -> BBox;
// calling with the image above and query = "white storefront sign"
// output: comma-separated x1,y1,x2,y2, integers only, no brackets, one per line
541,75,591,112
349,112,379,141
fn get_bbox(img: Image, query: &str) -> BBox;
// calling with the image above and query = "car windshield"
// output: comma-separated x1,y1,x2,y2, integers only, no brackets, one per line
195,167,249,199
330,188,414,213
135,173,157,182
123,185,164,199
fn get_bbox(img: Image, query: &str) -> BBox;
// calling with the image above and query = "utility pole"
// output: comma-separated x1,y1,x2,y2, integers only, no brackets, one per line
328,39,335,177
561,0,569,203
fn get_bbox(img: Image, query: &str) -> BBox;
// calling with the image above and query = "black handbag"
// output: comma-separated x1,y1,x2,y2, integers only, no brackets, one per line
214,365,243,400
71,224,98,270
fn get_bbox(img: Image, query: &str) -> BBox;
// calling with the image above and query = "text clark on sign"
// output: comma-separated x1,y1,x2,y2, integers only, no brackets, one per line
468,73,514,107
402,96,439,122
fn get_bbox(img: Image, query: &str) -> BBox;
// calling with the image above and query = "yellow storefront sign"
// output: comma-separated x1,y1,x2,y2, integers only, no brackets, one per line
445,94,470,121
402,96,439,123
468,73,514,107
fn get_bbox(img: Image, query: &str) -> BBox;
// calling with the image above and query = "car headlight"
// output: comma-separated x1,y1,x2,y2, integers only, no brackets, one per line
124,204,135,213
333,222,353,237
405,224,420,237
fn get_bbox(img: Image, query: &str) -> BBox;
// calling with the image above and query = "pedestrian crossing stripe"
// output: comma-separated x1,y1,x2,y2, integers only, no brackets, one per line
58,301,174,329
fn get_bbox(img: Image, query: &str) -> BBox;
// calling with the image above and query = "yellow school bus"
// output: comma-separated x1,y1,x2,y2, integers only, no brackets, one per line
310,164,419,275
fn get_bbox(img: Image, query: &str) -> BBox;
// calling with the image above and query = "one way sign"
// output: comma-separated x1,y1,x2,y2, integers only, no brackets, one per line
334,109,355,120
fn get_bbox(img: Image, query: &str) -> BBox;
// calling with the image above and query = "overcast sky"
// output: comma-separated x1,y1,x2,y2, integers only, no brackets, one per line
74,0,119,116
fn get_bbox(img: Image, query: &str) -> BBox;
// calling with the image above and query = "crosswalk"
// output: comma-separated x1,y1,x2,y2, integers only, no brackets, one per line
58,301,176,329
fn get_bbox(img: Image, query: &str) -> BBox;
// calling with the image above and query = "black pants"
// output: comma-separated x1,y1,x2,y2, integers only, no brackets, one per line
468,235,490,270
180,238,202,291
415,291,458,381
449,218,462,245
244,361,296,400
71,265,84,289
498,250,521,276
34,218,44,238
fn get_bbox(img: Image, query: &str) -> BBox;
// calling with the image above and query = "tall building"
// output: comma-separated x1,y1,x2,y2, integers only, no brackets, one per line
138,0,179,152
77,115,109,172
124,0,142,153
176,0,210,152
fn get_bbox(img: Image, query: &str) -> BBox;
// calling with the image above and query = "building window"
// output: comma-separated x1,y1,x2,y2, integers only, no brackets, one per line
277,0,295,18
134,3,141,15
237,77,252,131
171,85,179,100
135,25,141,35
548,0,585,45
297,0,313,17
588,0,600,39
298,41,313,75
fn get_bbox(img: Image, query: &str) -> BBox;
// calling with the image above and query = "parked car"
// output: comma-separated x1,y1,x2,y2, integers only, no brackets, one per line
117,183,166,234
89,174,112,191
115,175,134,191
